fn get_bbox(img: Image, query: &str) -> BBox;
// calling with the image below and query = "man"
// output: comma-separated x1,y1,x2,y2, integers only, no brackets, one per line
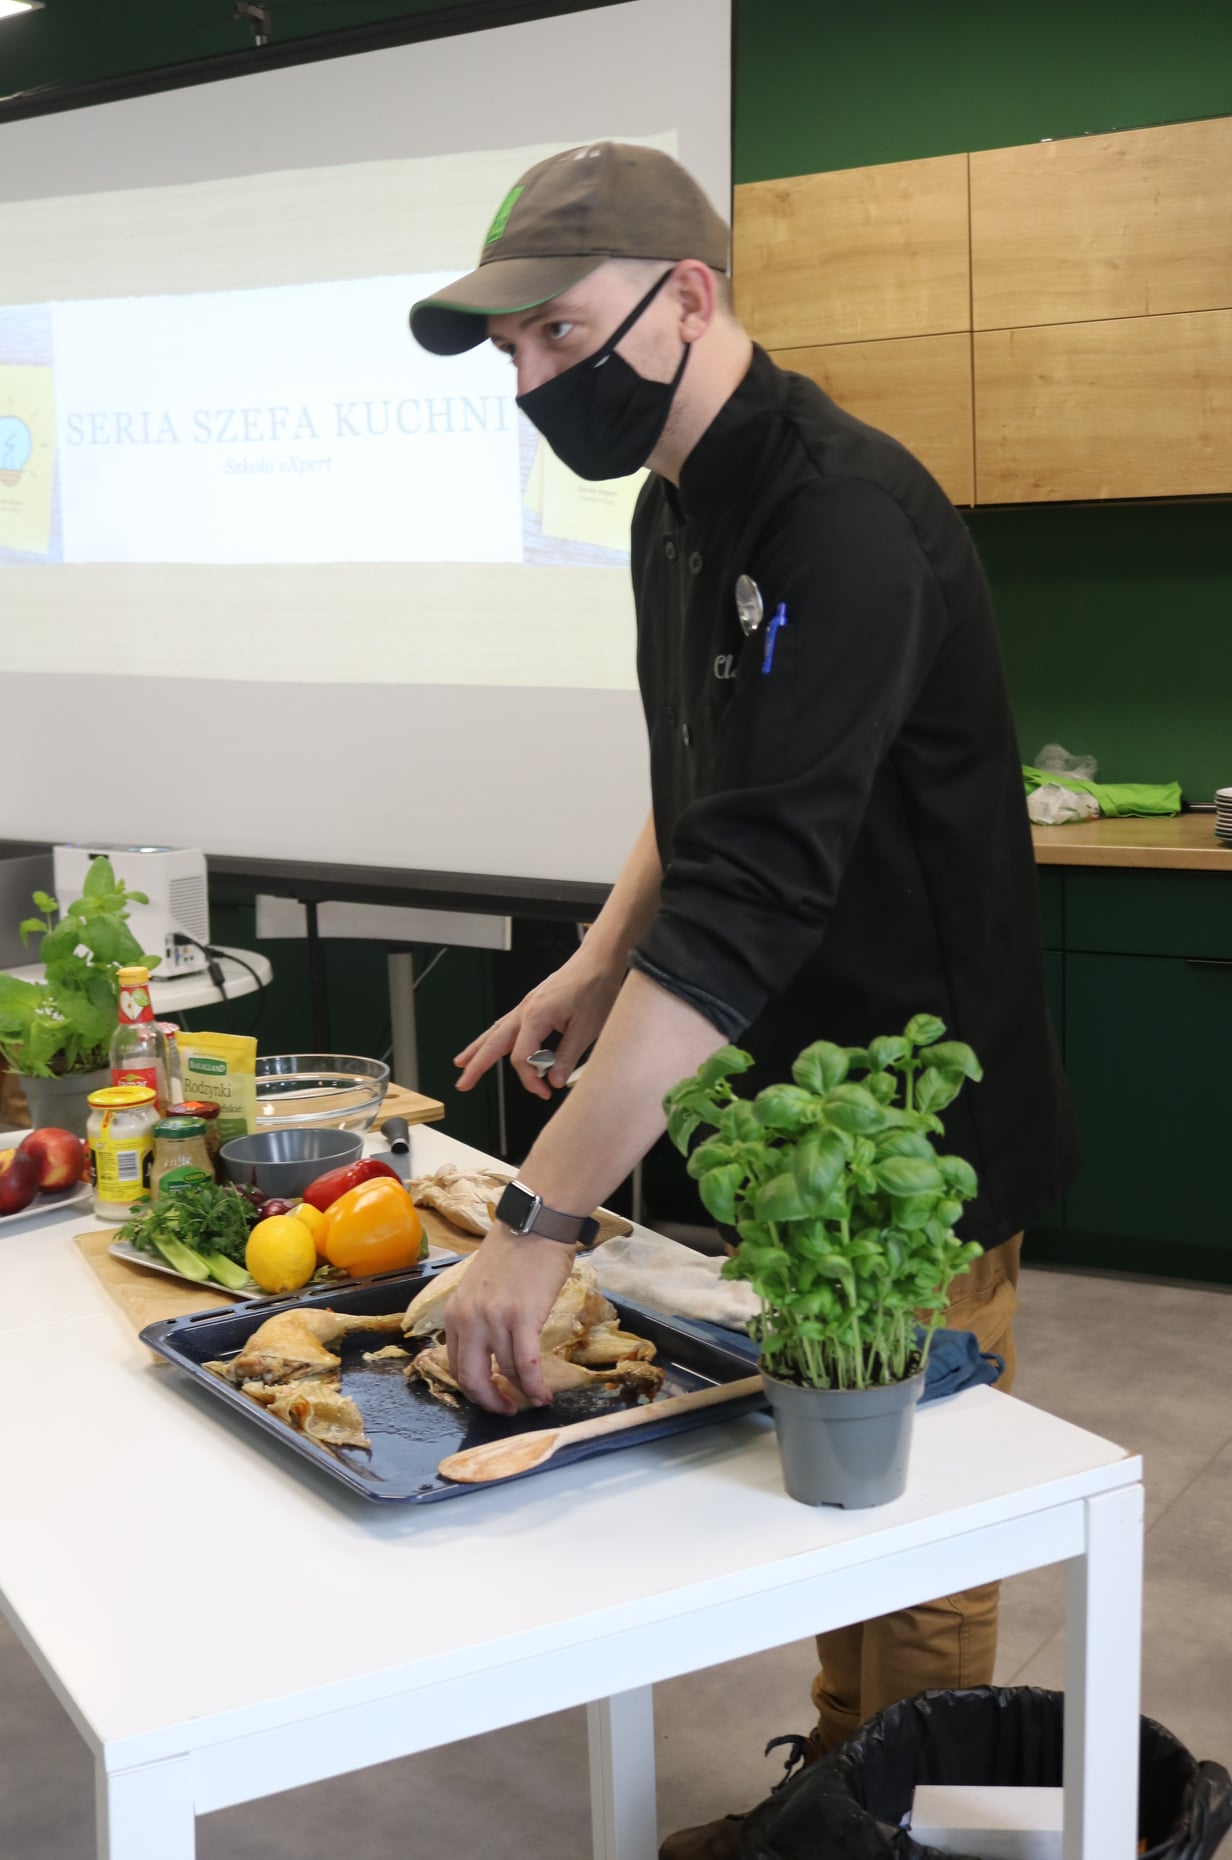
410,143,1077,1857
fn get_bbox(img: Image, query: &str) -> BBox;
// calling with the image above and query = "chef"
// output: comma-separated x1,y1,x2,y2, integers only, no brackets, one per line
409,142,1078,1851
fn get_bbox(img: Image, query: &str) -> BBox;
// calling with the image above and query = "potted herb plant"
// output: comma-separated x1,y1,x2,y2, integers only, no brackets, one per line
0,856,160,1139
663,1016,984,1508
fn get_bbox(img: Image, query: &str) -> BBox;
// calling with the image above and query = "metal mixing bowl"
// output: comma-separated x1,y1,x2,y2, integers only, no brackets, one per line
219,1126,364,1198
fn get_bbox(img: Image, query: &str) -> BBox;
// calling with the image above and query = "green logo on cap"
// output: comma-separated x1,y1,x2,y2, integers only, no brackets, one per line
484,184,524,245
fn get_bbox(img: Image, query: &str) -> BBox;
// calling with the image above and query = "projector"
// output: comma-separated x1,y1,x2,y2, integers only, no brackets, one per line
53,844,211,978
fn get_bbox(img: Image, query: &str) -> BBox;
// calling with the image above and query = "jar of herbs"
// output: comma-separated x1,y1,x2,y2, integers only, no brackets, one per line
150,1117,213,1204
178,1099,223,1176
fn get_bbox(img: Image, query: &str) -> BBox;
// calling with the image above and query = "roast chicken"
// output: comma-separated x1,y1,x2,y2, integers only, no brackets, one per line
208,1307,405,1387
205,1307,406,1452
402,1255,665,1410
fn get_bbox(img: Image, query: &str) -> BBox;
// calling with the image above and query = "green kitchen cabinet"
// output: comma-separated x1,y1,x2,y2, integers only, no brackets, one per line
1037,869,1065,952
1051,948,1232,1282
1025,866,1232,1283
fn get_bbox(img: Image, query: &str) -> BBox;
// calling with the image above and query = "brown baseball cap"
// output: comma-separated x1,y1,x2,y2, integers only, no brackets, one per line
409,141,730,356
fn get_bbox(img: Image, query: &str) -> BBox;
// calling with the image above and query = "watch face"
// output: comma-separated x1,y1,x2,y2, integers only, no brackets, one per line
497,1181,539,1232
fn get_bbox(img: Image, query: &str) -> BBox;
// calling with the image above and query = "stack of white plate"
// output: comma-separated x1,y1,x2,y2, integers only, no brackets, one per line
1216,789,1232,844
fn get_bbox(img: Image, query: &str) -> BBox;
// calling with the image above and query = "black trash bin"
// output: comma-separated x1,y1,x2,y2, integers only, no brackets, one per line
740,1687,1232,1860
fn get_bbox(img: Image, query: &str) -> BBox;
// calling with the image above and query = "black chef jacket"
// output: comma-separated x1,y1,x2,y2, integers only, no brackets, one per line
628,345,1077,1249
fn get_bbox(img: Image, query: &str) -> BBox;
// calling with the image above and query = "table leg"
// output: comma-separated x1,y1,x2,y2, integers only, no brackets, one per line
96,1752,195,1860
588,1687,657,1860
1063,1483,1144,1860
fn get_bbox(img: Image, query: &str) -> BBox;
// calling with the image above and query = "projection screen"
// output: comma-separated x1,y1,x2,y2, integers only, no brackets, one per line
0,0,732,889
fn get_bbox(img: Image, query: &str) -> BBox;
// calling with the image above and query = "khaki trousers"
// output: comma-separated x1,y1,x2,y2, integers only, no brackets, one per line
810,1233,1023,1752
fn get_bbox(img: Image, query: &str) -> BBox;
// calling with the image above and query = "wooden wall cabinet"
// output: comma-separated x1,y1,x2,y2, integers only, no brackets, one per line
773,334,974,506
734,155,974,502
735,115,1232,506
974,309,1232,503
969,118,1232,332
734,154,970,348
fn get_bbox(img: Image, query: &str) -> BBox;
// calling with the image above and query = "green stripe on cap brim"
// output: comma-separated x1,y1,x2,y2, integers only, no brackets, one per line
409,254,606,355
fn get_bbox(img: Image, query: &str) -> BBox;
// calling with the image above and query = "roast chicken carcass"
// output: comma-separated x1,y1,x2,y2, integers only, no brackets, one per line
402,1255,665,1410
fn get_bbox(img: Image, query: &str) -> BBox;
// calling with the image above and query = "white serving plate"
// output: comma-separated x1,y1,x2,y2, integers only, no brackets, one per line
0,1180,92,1227
109,1237,458,1300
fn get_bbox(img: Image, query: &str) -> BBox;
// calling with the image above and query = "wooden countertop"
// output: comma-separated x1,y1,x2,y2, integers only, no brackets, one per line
1031,814,1232,872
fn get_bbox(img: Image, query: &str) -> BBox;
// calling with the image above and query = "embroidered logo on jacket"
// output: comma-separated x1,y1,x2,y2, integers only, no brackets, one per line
713,653,737,681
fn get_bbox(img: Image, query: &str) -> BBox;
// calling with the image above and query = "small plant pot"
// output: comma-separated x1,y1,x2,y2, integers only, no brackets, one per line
761,1365,926,1508
17,1068,111,1142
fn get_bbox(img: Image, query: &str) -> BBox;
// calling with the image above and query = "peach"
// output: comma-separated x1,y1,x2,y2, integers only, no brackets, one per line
20,1127,87,1193
0,1148,40,1216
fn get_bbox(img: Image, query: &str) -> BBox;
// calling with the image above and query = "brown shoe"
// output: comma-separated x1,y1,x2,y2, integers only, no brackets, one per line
658,1812,746,1860
658,1731,829,1860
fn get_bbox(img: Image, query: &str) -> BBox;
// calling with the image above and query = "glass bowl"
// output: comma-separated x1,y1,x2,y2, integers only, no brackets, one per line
253,1053,390,1133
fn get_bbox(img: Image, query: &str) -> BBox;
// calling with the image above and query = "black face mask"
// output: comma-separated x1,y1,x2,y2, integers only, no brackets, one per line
516,268,690,481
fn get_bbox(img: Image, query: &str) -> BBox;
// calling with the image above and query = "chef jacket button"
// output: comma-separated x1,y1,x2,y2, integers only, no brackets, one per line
689,551,703,574
665,539,678,562
666,705,677,725
682,723,693,748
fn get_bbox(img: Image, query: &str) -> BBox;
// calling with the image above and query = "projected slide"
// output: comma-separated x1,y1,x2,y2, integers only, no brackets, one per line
0,276,646,568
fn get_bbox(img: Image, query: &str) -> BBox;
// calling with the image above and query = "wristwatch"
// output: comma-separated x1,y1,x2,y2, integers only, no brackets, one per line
495,1179,599,1249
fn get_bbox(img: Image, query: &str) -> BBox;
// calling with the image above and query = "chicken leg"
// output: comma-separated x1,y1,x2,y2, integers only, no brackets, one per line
208,1307,405,1388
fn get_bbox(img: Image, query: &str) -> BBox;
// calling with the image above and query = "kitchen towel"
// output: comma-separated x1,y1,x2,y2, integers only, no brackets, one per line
1023,765,1182,818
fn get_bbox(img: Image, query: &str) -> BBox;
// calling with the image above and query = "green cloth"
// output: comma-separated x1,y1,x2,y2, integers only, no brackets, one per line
1022,766,1182,819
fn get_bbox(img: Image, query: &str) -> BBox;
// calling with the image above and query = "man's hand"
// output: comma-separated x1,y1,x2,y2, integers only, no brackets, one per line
453,947,623,1100
444,1224,576,1414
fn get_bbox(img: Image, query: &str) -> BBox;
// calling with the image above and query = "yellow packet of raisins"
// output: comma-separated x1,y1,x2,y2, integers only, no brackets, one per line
176,1031,257,1142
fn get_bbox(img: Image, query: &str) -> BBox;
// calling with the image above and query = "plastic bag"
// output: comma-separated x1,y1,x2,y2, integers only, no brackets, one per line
740,1687,1232,1860
1027,782,1100,825
1035,742,1099,782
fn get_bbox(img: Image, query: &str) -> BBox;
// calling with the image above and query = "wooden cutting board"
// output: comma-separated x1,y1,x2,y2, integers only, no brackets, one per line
412,1198,633,1257
74,1229,239,1358
380,1082,445,1124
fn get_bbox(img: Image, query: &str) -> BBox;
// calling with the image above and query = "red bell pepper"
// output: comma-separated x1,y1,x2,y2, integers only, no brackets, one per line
302,1155,401,1213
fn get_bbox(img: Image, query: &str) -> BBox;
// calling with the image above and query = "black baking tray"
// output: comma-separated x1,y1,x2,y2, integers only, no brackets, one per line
141,1266,767,1503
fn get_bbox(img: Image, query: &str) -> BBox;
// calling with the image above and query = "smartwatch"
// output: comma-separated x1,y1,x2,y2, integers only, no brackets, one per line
495,1179,600,1249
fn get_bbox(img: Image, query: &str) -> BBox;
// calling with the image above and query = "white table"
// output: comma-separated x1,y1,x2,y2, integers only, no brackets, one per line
1,944,272,1015
0,1125,1144,1860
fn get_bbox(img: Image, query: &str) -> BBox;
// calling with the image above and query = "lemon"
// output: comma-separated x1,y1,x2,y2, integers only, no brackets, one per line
246,1214,318,1293
292,1200,326,1250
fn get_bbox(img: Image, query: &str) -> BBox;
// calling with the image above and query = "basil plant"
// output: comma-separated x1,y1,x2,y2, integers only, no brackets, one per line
663,1016,984,1391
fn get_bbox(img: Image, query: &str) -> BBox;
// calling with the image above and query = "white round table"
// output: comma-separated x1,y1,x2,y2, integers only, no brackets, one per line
1,945,272,1014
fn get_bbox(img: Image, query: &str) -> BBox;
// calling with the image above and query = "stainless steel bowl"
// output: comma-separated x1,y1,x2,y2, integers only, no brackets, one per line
219,1126,363,1198
253,1053,390,1133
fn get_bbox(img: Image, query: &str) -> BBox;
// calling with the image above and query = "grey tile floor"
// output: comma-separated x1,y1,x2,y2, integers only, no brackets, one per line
1,1265,1228,1857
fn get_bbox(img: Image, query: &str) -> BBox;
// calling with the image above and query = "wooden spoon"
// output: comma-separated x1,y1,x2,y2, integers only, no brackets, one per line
437,1374,764,1484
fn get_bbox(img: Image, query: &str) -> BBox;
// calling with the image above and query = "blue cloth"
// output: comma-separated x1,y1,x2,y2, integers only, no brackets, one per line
681,1320,1003,1404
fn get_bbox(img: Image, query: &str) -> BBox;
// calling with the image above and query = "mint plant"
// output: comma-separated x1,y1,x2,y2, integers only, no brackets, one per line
0,856,159,1078
663,1016,984,1391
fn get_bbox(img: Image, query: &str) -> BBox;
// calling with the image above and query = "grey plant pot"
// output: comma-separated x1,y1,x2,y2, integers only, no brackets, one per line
761,1364,926,1509
17,1068,111,1141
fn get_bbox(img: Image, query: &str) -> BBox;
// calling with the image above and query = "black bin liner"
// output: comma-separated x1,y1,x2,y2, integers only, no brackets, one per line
741,1686,1232,1860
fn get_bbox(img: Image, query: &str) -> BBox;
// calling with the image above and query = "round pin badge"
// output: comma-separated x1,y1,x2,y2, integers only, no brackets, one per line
735,575,765,637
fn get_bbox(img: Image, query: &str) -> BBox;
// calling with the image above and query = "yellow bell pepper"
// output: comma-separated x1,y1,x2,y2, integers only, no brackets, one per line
320,1176,425,1277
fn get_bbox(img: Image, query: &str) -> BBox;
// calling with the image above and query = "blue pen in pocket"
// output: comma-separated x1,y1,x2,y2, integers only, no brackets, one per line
762,602,788,674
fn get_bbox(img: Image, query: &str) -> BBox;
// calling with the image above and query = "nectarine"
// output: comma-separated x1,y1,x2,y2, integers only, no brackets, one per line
0,1148,40,1217
20,1126,86,1193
